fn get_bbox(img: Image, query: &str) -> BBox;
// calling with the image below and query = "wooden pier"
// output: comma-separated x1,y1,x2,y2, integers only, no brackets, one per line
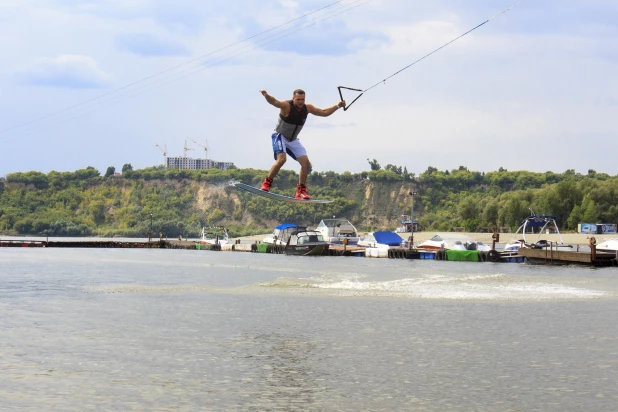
0,239,170,249
518,248,617,267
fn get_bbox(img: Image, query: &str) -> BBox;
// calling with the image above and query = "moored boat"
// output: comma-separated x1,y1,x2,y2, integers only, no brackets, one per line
418,233,491,251
358,231,404,249
284,230,330,256
504,212,573,251
197,227,230,246
263,223,307,245
596,238,618,253
315,218,360,245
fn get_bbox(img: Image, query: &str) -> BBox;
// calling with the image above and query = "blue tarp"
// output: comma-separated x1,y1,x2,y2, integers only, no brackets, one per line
275,223,299,230
373,231,403,246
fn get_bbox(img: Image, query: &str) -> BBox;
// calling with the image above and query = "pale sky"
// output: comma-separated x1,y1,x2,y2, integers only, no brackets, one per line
1,0,617,177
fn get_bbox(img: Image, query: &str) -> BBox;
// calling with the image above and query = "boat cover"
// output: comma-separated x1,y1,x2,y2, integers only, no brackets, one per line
275,223,299,230
446,250,480,262
373,231,403,246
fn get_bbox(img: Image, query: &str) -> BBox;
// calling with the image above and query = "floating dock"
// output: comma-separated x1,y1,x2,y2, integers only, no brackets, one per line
1,239,616,267
518,248,617,267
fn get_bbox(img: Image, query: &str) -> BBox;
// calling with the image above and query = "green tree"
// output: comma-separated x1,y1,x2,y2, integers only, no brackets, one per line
567,204,582,229
367,159,381,171
458,196,478,221
500,196,528,228
74,167,100,180
482,200,499,226
580,195,599,223
384,164,402,175
89,201,106,225
122,163,133,173
105,166,116,178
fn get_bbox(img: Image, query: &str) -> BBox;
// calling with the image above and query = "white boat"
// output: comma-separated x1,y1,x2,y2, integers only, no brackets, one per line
358,231,404,249
418,233,491,251
596,238,618,253
263,223,306,245
504,239,525,251
198,227,229,246
315,218,360,245
504,212,573,251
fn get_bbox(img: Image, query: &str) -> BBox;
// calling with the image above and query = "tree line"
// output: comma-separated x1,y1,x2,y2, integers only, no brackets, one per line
1,163,617,237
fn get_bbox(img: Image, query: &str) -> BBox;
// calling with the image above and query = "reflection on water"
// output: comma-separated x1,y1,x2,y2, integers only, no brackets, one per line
234,332,325,410
1,248,618,410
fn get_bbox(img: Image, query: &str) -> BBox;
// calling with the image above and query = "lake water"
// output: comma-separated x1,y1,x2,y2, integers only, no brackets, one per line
1,248,617,411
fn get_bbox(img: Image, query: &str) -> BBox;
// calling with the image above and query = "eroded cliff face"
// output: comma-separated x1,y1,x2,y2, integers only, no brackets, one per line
0,177,418,236
189,180,417,231
337,181,415,229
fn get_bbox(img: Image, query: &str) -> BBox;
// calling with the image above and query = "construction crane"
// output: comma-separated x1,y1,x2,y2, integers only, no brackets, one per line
155,142,167,165
187,137,209,159
155,142,167,156
184,139,195,158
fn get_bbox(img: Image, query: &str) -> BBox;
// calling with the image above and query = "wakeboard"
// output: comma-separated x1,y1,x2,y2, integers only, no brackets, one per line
231,182,332,204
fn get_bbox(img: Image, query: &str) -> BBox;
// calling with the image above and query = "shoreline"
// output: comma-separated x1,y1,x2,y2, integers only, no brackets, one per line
1,231,613,246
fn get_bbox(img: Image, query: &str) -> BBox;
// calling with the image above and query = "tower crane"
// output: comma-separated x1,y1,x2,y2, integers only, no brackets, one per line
184,139,195,158
155,142,167,165
187,137,209,159
155,142,167,156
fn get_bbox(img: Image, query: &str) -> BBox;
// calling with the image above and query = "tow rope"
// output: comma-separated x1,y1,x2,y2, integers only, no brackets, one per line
338,0,525,111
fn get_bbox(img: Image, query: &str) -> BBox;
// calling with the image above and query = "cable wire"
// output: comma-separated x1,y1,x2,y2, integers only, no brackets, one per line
0,0,370,139
55,0,370,122
359,1,525,97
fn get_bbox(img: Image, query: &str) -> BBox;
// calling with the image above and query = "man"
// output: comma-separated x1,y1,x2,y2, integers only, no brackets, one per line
259,89,345,199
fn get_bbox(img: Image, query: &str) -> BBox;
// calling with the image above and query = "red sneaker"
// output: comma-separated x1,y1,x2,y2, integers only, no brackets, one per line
260,177,273,191
295,184,311,200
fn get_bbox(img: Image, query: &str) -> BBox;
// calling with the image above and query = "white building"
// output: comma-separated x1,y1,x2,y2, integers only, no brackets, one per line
166,157,235,170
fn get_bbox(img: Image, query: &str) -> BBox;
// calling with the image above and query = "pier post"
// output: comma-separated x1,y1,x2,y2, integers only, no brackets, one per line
409,190,418,249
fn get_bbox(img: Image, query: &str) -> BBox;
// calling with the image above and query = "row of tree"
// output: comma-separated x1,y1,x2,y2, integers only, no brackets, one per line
1,165,617,237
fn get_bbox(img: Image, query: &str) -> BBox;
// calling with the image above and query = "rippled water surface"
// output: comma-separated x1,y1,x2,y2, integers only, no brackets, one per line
1,248,618,411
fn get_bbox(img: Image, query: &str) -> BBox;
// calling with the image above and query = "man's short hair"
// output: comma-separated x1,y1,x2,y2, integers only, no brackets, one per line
293,89,305,96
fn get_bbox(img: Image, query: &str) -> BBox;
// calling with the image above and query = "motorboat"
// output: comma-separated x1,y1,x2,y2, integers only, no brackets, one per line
358,231,404,249
596,238,618,253
315,218,360,245
504,239,525,251
263,223,307,245
284,230,330,256
417,233,491,251
198,226,230,246
503,212,573,251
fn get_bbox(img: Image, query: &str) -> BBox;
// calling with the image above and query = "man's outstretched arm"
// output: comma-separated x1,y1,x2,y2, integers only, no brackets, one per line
260,90,288,110
307,101,346,117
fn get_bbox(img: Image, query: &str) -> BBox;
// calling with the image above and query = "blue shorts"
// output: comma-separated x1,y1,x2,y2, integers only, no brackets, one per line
271,132,307,161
